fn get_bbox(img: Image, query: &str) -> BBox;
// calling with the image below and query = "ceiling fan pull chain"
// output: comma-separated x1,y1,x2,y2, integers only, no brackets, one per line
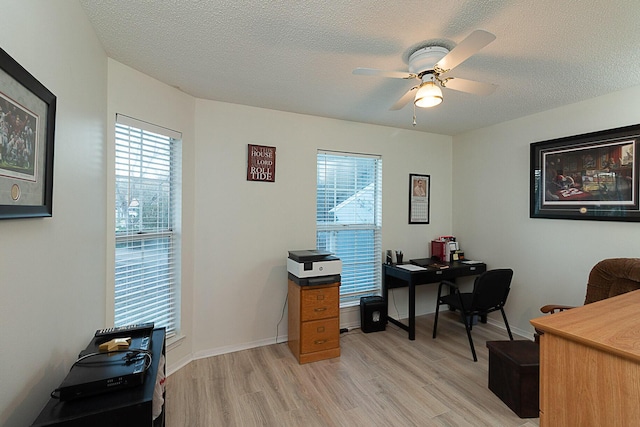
413,103,417,126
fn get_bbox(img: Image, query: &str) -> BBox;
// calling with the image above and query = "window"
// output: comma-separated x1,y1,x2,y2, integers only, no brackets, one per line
316,151,382,305
114,114,181,338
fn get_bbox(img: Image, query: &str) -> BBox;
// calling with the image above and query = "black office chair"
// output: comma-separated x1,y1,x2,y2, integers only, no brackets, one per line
432,268,514,361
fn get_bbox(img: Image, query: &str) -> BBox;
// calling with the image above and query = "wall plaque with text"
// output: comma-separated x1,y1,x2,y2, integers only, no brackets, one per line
247,144,276,182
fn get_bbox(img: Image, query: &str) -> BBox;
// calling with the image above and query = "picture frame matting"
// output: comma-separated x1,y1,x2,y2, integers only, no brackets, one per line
409,173,430,224
0,47,56,219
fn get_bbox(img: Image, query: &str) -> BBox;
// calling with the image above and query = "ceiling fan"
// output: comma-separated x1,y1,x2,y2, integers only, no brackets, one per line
353,30,497,123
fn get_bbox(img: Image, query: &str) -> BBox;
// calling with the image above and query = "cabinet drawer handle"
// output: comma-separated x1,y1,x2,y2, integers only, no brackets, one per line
314,307,327,312
314,339,327,345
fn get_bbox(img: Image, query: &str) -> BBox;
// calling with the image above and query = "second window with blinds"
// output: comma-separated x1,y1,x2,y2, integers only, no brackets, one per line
114,114,182,339
316,150,382,306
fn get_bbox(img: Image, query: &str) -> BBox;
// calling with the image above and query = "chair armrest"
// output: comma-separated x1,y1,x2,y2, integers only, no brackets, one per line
540,304,575,314
436,280,460,299
438,280,459,292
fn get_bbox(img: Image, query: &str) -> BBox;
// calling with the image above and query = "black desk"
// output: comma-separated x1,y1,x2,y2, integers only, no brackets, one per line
382,260,487,340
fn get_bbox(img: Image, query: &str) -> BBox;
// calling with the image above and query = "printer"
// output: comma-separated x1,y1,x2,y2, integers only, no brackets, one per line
287,250,341,286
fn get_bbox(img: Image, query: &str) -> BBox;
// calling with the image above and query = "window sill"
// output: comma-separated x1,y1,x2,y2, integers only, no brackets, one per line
340,300,360,309
167,333,186,351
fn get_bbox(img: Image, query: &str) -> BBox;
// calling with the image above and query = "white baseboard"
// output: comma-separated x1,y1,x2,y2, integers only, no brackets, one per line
167,353,192,377
339,305,362,331
168,306,365,375
193,337,282,360
485,318,535,341
167,307,534,377
168,337,280,377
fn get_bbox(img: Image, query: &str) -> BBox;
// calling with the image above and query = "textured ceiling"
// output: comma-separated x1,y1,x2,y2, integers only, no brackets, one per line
79,0,640,135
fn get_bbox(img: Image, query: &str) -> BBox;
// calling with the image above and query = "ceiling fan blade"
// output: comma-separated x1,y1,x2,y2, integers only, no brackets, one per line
443,77,497,96
435,30,496,72
353,67,416,79
390,86,419,110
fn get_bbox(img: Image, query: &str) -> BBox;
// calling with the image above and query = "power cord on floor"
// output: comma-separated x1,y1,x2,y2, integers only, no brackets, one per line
275,293,288,344
390,288,402,319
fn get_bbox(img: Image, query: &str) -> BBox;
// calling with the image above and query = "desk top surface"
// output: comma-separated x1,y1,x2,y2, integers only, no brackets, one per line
383,261,486,284
385,260,486,273
530,289,640,363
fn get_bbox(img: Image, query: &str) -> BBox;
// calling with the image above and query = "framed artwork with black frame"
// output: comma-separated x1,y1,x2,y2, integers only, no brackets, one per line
530,123,640,221
409,173,430,224
0,47,56,220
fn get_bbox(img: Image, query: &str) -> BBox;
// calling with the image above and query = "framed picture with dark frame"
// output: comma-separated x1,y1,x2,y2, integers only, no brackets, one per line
0,47,56,220
530,124,640,221
409,173,430,224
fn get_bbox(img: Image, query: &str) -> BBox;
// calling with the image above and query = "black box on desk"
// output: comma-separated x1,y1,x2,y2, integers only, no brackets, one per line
360,296,387,333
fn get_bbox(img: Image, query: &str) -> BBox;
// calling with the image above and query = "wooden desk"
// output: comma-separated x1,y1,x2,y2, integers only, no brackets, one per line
382,261,486,340
530,289,640,426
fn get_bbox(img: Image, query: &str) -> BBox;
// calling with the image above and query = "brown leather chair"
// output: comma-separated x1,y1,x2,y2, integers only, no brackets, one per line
540,258,640,314
535,258,640,344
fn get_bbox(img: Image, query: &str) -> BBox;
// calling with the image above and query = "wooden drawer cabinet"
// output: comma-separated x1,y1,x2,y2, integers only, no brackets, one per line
288,280,340,364
300,318,340,354
301,285,339,321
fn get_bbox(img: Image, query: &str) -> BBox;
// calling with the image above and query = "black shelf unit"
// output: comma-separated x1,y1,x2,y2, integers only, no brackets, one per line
31,328,166,427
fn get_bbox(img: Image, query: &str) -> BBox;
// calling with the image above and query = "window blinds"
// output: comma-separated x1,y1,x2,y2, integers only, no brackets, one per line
316,151,382,305
114,114,181,337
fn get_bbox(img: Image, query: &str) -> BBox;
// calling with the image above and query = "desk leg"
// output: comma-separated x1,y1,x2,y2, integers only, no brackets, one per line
382,267,389,319
409,282,415,340
382,265,415,340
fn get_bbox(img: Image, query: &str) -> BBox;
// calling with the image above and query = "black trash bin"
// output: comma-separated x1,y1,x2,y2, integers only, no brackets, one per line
360,296,387,333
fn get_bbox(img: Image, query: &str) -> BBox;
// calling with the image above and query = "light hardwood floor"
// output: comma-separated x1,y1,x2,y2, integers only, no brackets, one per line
166,311,540,426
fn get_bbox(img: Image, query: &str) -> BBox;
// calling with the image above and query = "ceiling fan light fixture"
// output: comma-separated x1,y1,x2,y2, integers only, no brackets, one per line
414,81,443,108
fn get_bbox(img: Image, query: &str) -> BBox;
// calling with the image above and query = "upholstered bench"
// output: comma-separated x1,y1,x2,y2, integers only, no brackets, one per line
486,340,539,418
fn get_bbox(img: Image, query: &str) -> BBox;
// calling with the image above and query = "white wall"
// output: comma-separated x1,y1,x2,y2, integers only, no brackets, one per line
453,85,640,337
191,100,453,357
0,2,107,426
